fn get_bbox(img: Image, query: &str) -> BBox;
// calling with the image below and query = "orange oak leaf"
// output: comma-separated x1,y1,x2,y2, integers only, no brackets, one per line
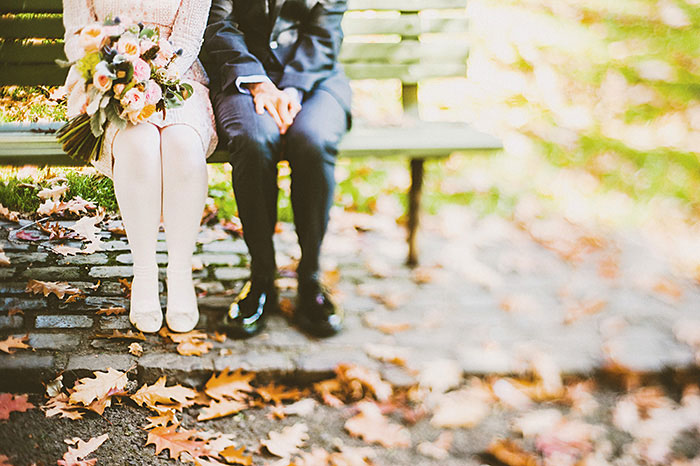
0,454,12,466
96,307,126,316
26,279,81,299
43,393,84,421
0,248,9,267
144,410,179,430
261,423,309,458
337,364,392,402
69,368,129,407
128,342,144,357
37,184,69,201
58,433,108,466
486,439,539,466
94,329,146,341
146,425,208,461
255,383,304,406
131,377,197,412
219,445,253,466
197,399,247,421
0,335,31,354
0,203,20,223
177,339,213,356
344,402,411,448
204,369,255,401
0,393,34,420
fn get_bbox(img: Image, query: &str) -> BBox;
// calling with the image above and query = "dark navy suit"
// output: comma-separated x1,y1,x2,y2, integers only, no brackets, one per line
201,0,351,283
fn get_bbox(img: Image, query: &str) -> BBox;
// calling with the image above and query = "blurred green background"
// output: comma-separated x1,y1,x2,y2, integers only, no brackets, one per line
1,0,698,226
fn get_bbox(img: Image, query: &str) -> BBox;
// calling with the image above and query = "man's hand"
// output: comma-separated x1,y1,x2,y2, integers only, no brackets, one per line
245,81,302,134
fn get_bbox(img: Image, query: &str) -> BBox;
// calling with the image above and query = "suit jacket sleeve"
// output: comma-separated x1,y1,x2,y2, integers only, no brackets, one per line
278,0,347,93
202,0,268,92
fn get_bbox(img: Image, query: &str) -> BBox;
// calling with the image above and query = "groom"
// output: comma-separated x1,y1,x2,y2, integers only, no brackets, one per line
202,0,352,338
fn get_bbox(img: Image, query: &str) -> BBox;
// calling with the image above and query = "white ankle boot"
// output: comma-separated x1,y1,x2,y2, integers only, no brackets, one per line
165,266,199,333
129,264,163,333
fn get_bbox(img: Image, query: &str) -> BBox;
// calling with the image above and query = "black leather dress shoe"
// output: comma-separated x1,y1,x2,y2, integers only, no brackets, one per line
221,280,277,338
294,281,343,338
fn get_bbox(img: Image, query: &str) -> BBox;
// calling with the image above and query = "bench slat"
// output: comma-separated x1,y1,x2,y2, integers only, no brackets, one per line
0,42,64,64
343,63,466,81
342,16,470,36
0,121,501,166
340,41,468,64
0,64,66,86
1,0,465,14
0,0,62,14
0,16,64,39
347,0,466,11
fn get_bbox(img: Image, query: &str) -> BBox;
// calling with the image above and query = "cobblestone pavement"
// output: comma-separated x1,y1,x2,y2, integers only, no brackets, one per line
1,204,699,392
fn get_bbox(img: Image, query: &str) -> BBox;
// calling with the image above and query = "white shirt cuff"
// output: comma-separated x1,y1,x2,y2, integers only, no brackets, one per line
235,75,272,94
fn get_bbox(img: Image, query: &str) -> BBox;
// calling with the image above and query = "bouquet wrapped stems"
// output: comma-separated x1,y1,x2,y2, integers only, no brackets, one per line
56,114,104,164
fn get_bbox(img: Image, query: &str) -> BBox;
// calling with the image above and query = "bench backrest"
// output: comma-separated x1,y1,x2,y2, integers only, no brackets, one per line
0,0,469,86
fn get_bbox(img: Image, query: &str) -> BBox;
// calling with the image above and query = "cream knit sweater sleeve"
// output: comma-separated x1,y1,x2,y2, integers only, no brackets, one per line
62,0,97,63
169,0,213,77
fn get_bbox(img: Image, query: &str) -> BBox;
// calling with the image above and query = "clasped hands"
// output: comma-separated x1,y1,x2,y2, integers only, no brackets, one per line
245,81,302,135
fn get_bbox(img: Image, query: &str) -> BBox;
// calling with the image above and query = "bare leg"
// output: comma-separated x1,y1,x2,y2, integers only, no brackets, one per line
112,123,163,333
160,125,209,333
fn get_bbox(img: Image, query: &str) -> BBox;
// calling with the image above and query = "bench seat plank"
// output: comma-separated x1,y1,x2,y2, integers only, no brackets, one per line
0,122,501,166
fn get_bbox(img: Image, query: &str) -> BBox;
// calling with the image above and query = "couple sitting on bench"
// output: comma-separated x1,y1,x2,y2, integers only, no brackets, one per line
62,0,350,337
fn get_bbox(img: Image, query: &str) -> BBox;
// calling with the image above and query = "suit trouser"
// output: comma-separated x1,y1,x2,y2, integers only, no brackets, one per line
212,87,349,283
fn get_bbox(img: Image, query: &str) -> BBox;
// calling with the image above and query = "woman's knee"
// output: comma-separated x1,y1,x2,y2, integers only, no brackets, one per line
113,124,161,176
160,125,207,180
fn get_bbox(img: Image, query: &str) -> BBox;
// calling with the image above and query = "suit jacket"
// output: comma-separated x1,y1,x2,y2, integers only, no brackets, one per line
201,0,351,113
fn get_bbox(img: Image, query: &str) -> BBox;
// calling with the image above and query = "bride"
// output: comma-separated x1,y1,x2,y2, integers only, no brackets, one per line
62,0,218,333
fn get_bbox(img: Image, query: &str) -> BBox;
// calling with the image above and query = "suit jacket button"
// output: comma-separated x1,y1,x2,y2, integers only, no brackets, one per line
270,41,278,49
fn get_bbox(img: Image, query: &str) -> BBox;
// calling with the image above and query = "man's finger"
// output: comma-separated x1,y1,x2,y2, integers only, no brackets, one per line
278,98,293,128
254,95,266,115
264,101,284,131
289,100,302,120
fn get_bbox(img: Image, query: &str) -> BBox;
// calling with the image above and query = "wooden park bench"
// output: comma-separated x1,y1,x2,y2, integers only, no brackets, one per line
0,0,502,265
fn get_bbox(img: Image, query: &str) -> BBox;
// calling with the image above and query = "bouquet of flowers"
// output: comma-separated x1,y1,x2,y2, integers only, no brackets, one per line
57,16,193,163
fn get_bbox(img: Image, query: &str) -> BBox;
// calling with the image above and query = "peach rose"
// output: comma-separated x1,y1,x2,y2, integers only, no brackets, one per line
113,83,126,97
92,62,114,92
79,23,106,53
116,35,140,60
158,39,175,60
132,58,151,82
144,80,162,105
122,88,145,113
128,104,156,124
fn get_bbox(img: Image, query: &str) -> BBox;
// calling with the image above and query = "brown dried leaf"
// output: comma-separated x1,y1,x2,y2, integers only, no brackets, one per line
364,343,408,366
37,184,69,201
337,364,392,402
58,433,109,466
417,432,453,460
26,279,81,299
0,393,34,420
0,203,20,223
69,368,129,407
177,340,213,356
204,369,255,401
94,330,146,341
43,393,84,421
0,335,31,354
131,377,197,412
345,402,410,448
431,386,493,428
261,423,309,458
119,278,132,297
52,245,84,256
37,199,68,217
146,425,208,461
197,399,248,421
486,439,539,466
0,248,10,267
128,342,144,357
256,383,304,406
219,445,253,466
96,307,126,316
144,410,178,430
0,454,12,466
65,196,96,215
7,308,23,317
362,313,411,335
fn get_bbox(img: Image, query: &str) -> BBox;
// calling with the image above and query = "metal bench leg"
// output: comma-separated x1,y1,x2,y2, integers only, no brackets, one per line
407,158,425,266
